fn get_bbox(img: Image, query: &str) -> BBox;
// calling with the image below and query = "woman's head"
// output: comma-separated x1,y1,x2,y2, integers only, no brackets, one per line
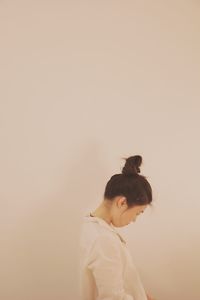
103,155,152,227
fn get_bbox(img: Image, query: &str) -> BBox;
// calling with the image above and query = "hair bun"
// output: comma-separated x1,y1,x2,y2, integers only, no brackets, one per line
121,155,142,176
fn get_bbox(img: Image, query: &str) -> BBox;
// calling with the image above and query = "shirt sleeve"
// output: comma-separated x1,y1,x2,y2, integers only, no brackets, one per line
87,234,134,300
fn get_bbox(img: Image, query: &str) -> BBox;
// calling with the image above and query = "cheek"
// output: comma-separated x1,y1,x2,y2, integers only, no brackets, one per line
131,215,137,222
122,211,137,224
128,213,137,222
127,215,137,224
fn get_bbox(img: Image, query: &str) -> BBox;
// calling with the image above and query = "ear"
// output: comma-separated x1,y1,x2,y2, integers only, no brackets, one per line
116,196,127,208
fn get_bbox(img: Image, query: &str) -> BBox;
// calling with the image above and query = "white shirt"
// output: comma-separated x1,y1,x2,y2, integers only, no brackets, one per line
78,213,148,300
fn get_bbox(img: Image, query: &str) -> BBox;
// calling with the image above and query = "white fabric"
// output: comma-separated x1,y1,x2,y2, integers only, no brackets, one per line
78,214,148,300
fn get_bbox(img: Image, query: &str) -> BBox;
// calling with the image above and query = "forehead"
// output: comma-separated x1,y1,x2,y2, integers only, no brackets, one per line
130,204,148,212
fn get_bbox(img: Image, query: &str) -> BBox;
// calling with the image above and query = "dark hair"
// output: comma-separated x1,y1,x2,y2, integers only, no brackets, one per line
103,155,152,207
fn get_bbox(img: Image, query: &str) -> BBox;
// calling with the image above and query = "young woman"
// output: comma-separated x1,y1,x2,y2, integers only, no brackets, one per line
79,155,156,300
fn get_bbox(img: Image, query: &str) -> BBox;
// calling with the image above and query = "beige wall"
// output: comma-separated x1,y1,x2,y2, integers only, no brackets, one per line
0,1,200,299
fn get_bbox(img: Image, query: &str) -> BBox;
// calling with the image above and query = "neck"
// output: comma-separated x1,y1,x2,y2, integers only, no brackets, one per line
91,200,112,225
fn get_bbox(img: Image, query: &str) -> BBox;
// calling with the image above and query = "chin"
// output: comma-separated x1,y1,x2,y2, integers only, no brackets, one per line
121,223,130,227
113,223,123,228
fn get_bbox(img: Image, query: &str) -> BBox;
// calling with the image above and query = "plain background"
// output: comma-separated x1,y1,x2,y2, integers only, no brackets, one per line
0,1,200,300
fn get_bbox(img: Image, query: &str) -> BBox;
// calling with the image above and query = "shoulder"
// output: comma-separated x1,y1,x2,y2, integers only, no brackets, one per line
89,232,122,257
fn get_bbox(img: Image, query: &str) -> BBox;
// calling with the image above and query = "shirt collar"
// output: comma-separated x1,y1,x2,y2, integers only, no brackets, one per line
84,213,127,244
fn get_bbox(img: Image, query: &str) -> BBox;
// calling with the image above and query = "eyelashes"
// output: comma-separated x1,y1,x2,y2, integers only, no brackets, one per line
136,211,144,215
